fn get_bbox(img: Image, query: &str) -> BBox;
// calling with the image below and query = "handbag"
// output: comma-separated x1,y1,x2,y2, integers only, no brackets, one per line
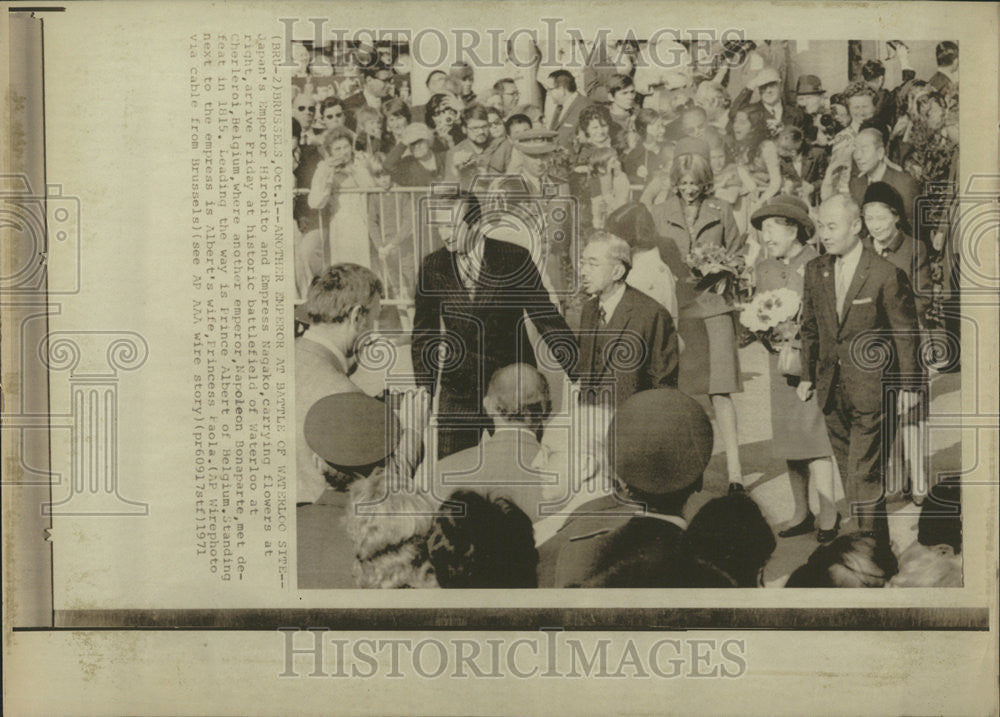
777,341,802,378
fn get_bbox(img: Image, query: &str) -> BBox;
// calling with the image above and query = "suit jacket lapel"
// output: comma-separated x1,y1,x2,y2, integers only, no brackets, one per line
578,297,598,373
838,248,873,332
470,237,500,306
816,254,839,331
597,288,634,376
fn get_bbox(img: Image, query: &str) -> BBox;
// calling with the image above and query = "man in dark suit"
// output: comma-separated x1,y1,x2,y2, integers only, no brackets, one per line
576,232,678,407
928,41,959,95
412,189,578,459
799,194,923,547
849,127,920,233
545,70,591,150
729,66,804,138
537,389,715,588
342,63,392,131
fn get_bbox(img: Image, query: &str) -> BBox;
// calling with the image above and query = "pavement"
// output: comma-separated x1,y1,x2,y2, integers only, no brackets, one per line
353,323,963,587
692,342,962,585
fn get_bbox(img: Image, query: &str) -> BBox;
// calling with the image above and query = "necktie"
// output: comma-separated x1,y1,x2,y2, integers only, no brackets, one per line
549,104,564,131
457,252,477,296
835,257,849,319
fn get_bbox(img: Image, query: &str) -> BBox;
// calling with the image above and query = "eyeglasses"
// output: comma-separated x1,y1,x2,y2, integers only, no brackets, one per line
297,105,315,112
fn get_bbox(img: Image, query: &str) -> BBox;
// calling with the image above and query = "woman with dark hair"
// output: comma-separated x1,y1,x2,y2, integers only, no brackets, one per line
428,490,538,588
424,92,465,153
785,532,898,587
861,181,932,323
828,92,852,133
380,97,411,153
730,104,782,207
680,492,777,587
650,145,748,492
570,104,626,233
750,195,839,542
862,180,935,504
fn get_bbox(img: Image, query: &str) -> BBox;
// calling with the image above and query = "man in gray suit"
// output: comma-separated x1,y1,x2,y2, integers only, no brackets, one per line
421,363,554,522
295,263,383,505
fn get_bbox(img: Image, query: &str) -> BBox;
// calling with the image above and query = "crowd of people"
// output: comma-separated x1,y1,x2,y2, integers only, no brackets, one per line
293,38,963,589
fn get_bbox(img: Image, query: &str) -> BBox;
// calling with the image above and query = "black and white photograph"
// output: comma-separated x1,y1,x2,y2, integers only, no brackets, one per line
2,2,996,714
291,35,965,590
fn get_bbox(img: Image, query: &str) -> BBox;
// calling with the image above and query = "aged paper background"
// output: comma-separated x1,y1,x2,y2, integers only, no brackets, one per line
3,1,998,714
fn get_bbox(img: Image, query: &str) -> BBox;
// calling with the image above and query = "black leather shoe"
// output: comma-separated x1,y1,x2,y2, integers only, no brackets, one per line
728,482,746,494
778,513,815,538
816,514,842,543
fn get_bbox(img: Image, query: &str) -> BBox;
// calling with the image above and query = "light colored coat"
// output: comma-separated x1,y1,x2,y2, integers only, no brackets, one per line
295,336,361,504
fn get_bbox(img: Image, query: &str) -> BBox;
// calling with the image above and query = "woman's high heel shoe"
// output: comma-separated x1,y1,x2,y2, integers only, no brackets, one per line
778,513,815,538
816,514,842,543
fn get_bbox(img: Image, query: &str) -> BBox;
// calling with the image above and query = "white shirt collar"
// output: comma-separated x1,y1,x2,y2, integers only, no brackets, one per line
642,512,688,530
598,282,627,321
484,426,539,444
836,238,864,274
868,161,888,182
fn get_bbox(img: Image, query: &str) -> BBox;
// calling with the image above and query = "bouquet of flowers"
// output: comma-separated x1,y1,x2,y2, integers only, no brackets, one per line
684,243,754,305
738,287,801,353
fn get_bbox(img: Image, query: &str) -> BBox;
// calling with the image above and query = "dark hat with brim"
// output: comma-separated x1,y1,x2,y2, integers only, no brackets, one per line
796,74,824,95
863,181,910,234
608,389,714,495
751,194,815,238
305,393,400,468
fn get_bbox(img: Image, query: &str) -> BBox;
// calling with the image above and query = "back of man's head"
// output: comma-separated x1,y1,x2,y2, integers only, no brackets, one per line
306,263,384,324
484,363,552,434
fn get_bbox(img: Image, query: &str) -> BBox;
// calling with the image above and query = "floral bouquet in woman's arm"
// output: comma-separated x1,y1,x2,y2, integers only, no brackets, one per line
738,287,801,353
684,243,754,305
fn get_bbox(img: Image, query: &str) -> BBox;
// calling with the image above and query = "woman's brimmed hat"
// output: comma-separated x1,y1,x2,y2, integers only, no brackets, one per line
750,194,815,240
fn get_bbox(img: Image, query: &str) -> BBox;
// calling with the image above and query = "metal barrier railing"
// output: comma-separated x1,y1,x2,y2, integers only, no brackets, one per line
294,183,650,316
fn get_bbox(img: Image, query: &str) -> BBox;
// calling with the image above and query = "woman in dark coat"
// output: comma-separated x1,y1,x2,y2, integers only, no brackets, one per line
650,143,747,492
861,181,933,325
